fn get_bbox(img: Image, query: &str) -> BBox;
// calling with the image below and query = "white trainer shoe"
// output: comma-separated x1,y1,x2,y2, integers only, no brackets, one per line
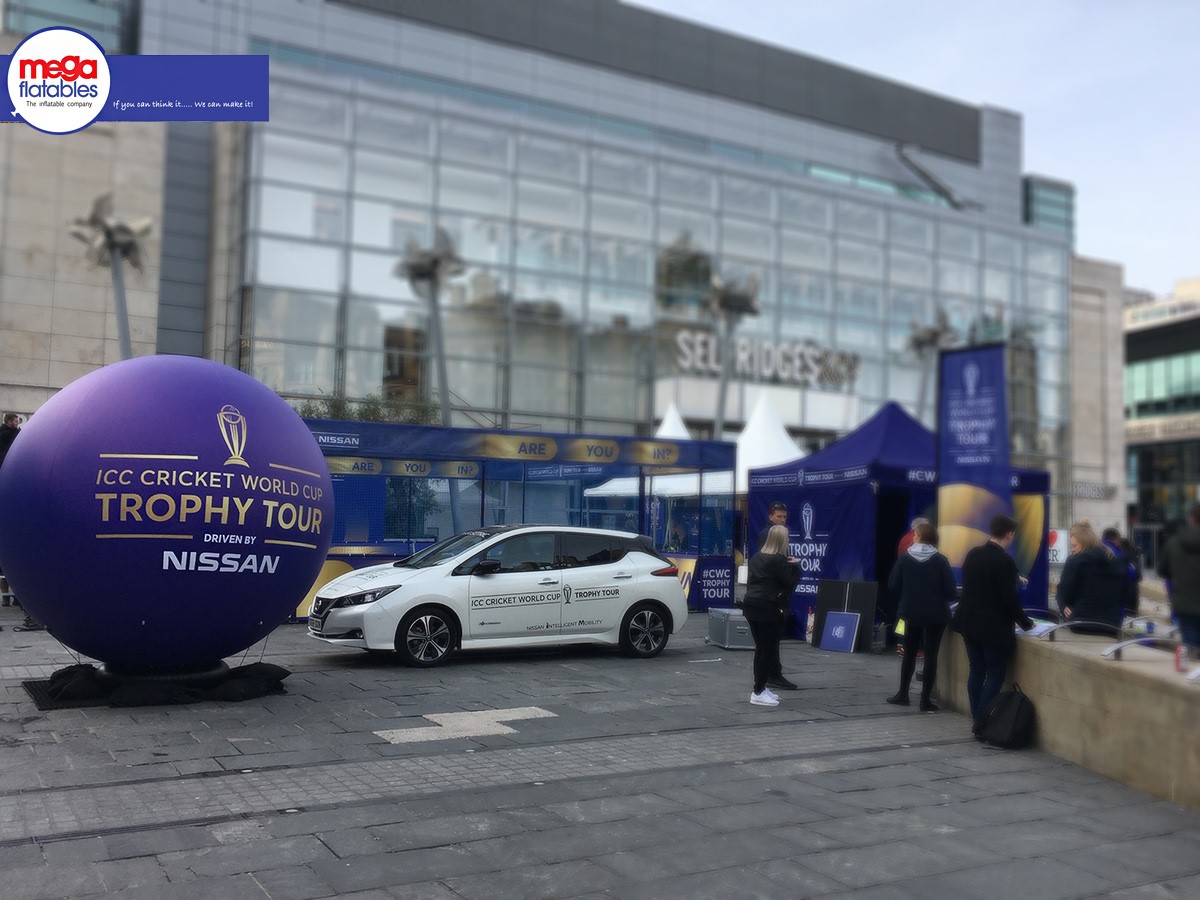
750,690,780,706
764,687,780,701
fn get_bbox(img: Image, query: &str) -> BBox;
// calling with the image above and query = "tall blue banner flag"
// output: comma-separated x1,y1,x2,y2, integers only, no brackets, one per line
937,344,1013,576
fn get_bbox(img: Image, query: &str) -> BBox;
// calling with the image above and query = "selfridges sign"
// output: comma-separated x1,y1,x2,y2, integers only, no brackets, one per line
674,329,860,389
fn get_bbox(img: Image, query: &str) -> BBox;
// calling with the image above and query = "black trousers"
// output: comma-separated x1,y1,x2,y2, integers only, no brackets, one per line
748,618,783,694
898,622,946,700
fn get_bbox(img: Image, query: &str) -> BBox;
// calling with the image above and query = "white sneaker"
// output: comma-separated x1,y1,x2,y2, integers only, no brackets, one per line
750,690,780,707
764,687,780,701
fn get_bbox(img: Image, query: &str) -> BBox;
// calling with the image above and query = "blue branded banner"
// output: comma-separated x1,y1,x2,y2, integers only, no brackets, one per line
689,556,735,608
937,344,1013,573
102,56,269,121
307,419,735,472
777,484,876,635
4,52,269,126
666,555,735,609
1013,481,1050,611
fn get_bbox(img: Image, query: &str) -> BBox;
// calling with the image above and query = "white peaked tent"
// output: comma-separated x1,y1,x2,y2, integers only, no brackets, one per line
735,394,805,493
655,401,692,440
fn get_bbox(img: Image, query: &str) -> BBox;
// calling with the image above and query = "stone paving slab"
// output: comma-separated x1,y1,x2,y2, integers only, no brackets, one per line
1,607,1198,899
0,715,964,841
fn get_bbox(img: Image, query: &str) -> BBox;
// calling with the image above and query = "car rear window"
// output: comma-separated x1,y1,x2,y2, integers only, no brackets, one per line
623,534,668,563
558,532,615,568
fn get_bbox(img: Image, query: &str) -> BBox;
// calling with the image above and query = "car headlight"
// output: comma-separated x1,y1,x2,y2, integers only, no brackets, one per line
336,585,400,608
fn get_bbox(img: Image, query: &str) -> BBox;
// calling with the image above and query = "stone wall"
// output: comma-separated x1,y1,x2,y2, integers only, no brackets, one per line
937,629,1200,809
1068,255,1127,531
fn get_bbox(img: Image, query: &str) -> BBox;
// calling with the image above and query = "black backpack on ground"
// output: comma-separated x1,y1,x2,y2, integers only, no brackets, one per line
977,683,1036,749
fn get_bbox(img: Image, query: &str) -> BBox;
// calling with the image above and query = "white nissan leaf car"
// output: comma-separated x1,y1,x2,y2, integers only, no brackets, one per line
308,525,688,666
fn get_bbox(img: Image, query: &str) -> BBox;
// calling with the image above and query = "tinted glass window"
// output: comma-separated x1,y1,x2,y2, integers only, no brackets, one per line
480,533,557,573
558,533,614,568
625,535,664,561
403,531,492,568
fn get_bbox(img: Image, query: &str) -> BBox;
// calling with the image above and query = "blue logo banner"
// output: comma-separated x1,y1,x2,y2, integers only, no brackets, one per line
4,51,269,126
103,56,269,121
937,344,1013,573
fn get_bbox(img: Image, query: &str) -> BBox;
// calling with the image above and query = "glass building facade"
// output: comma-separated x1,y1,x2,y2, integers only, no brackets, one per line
1126,349,1200,419
1125,304,1200,555
133,0,1072,515
3,0,139,54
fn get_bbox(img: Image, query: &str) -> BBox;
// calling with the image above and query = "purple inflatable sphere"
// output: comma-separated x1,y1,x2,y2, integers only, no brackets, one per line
0,357,334,670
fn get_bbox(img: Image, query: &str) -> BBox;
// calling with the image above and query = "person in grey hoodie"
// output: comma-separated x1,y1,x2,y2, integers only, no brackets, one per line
1158,501,1200,649
886,522,956,711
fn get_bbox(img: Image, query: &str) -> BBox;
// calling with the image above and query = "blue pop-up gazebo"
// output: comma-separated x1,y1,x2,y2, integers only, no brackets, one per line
747,402,1049,637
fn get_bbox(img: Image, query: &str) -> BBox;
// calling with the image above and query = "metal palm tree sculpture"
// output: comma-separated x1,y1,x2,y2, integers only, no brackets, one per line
707,272,760,439
69,193,153,360
397,227,466,534
906,308,958,422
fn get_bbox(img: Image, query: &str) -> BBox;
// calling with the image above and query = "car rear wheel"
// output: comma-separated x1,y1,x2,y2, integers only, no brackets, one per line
396,606,457,667
619,601,669,658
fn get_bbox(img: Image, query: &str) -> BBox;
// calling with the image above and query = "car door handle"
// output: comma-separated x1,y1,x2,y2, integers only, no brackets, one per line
614,572,634,579
538,578,558,585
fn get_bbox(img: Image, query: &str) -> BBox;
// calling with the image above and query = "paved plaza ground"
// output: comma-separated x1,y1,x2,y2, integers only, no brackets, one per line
1,602,1198,899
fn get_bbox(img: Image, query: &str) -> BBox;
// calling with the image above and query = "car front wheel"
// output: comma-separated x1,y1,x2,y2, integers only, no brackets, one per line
396,606,457,667
619,602,669,658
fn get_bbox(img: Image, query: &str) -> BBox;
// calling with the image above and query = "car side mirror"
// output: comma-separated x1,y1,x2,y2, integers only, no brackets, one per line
472,559,502,576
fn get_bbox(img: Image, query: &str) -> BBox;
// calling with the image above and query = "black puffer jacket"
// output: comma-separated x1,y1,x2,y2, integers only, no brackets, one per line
1056,545,1126,630
887,544,956,627
742,552,800,624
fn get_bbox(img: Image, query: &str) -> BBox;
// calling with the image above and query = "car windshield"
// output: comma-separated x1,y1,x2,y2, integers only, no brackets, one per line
396,531,492,569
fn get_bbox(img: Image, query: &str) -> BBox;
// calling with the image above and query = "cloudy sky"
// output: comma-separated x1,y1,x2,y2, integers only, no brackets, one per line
631,0,1195,296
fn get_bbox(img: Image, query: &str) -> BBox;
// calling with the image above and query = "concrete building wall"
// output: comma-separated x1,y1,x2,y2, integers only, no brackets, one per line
1070,255,1126,530
1173,276,1200,301
0,29,166,416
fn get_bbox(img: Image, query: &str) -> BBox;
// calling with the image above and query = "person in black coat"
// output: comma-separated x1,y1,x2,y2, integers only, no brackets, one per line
1158,502,1200,649
886,522,956,711
0,413,20,468
1101,526,1141,619
755,502,788,554
1057,522,1127,634
953,514,1034,735
742,524,800,706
